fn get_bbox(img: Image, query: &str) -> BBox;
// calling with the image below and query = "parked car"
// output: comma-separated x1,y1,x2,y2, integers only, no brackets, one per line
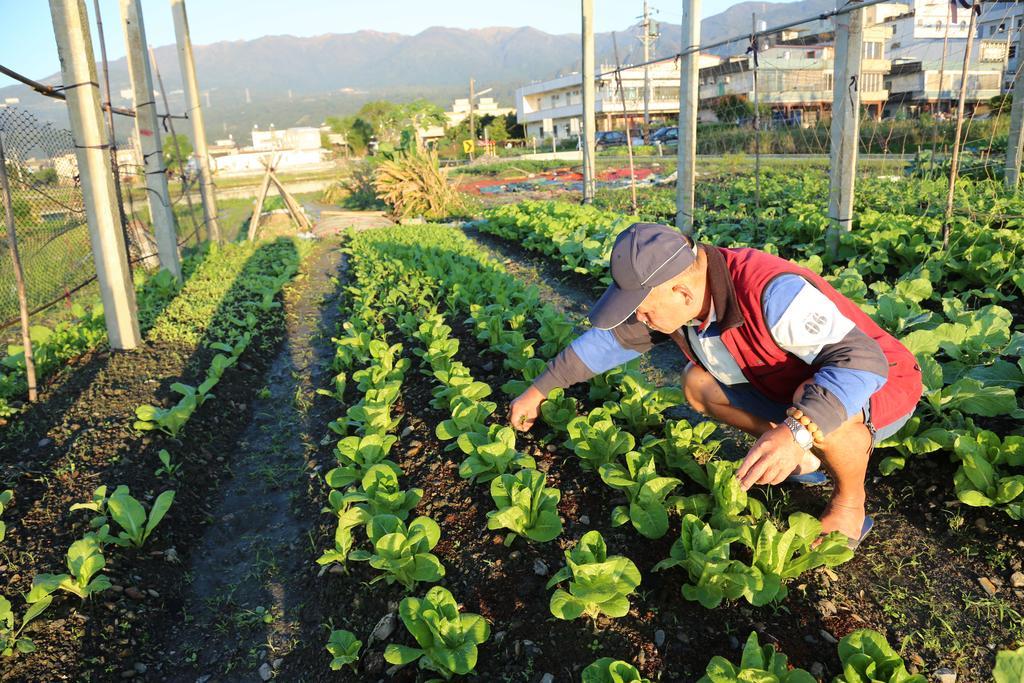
595,131,628,149
650,126,678,146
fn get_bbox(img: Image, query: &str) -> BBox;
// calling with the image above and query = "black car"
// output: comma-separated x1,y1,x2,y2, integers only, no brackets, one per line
595,131,628,149
650,126,678,146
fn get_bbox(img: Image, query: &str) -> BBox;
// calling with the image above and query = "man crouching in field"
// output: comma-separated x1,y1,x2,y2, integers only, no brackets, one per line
508,223,923,549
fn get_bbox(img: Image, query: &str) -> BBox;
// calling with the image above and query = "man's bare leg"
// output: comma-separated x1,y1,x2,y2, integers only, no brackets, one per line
682,364,820,475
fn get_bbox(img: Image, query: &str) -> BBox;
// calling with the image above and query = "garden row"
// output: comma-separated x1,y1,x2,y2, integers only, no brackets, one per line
0,237,307,678
481,184,1024,524
301,224,1024,680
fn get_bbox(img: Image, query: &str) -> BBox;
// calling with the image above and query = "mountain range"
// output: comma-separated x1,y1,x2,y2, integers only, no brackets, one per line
0,0,834,142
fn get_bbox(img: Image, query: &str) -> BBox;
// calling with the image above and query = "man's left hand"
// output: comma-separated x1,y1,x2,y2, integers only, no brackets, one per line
736,425,806,491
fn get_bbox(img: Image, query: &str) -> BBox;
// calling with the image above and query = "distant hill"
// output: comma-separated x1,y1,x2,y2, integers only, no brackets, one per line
0,0,834,141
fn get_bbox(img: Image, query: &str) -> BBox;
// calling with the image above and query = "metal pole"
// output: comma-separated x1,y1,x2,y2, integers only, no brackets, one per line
120,0,181,279
612,32,638,214
582,0,597,202
751,13,761,216
676,0,700,234
825,1,863,261
943,2,979,247
1006,19,1024,188
171,0,220,243
0,136,37,401
469,77,476,161
49,0,141,349
642,0,652,141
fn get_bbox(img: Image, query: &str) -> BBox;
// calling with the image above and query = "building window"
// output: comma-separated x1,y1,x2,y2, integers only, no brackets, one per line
654,86,676,101
1011,45,1018,60
864,41,882,59
806,50,816,58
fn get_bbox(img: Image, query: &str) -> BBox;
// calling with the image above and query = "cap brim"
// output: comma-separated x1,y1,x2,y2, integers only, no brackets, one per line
588,281,652,330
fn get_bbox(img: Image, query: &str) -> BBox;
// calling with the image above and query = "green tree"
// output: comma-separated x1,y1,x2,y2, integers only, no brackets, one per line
162,134,192,170
486,116,509,143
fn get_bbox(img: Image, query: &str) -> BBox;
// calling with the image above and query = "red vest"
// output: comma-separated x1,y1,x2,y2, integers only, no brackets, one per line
677,247,922,430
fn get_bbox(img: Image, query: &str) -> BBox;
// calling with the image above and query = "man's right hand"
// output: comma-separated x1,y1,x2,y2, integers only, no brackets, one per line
509,385,545,432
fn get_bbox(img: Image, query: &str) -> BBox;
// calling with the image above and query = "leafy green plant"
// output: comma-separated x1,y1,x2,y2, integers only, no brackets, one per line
641,419,721,476
540,388,578,433
995,645,1024,683
833,629,926,683
598,451,681,539
547,530,641,622
500,357,548,397
0,594,51,657
456,425,535,483
72,485,175,548
350,515,445,590
328,464,422,519
733,512,854,605
486,468,563,545
326,433,400,489
607,372,686,433
133,381,213,438
154,449,182,478
698,631,814,683
566,407,635,471
0,490,12,542
435,395,495,443
326,629,362,671
952,430,1024,519
27,534,111,600
384,585,490,681
582,658,651,683
653,514,754,609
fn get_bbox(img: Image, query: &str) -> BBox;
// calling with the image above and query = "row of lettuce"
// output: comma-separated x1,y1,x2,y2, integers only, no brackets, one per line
310,224,1015,680
481,185,1024,522
1,239,305,658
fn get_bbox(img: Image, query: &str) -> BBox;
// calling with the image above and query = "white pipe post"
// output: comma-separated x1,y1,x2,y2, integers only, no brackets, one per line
582,0,597,203
120,0,181,279
826,1,863,260
1006,19,1024,188
171,0,220,243
49,0,141,349
676,0,700,234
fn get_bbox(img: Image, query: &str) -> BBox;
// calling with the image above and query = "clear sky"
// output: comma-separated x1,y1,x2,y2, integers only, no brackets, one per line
0,0,784,88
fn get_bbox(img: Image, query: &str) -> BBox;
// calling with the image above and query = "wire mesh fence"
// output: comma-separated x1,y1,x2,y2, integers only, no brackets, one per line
0,102,208,330
0,106,96,328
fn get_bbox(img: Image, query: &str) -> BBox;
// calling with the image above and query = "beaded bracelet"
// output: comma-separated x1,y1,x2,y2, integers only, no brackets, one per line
786,406,825,443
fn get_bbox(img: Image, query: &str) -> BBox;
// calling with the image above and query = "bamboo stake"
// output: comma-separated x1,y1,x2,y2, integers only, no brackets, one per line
0,136,38,401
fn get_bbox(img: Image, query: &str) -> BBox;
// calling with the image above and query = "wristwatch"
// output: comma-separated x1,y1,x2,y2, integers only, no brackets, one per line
783,416,814,450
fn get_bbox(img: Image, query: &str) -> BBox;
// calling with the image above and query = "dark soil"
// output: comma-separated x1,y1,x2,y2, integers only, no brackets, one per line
0,226,1020,683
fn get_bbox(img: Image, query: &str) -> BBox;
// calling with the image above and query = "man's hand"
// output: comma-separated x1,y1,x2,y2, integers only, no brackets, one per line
735,425,807,491
509,385,545,432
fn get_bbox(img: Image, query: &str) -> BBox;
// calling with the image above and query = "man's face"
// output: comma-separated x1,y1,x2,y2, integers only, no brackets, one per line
633,275,704,333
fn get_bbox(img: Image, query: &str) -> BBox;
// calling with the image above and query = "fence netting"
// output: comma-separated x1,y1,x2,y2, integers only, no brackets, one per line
0,103,204,330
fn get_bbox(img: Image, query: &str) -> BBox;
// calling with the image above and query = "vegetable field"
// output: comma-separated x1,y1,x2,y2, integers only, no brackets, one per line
0,168,1023,682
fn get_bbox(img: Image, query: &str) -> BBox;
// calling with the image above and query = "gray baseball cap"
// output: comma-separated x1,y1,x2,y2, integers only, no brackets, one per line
589,223,698,330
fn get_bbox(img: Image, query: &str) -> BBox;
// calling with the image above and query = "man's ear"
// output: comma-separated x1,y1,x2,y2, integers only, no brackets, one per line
672,281,695,305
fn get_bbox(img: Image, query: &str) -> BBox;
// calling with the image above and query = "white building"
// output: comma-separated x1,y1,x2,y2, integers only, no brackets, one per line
976,1,1024,92
515,55,721,142
251,126,321,151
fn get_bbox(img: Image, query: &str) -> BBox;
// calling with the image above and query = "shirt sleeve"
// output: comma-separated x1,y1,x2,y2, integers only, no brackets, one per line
532,325,646,396
763,274,890,436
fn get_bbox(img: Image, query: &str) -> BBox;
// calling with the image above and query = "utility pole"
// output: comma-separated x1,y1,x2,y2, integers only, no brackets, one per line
582,0,597,202
640,0,656,141
943,1,979,247
171,0,220,243
676,0,700,235
1005,19,1024,188
468,77,476,161
120,0,181,280
751,13,761,214
49,0,141,349
825,1,863,261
